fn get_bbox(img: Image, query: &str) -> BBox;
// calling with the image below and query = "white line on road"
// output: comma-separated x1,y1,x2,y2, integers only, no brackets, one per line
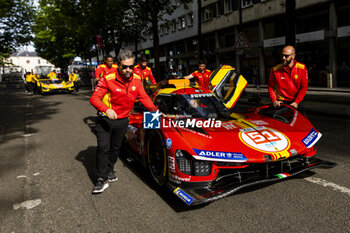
13,199,42,210
304,177,350,197
16,175,27,179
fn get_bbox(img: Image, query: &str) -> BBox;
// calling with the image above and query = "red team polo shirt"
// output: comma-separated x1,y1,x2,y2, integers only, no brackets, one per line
90,72,157,119
268,61,308,104
133,64,157,85
94,64,119,80
191,69,212,89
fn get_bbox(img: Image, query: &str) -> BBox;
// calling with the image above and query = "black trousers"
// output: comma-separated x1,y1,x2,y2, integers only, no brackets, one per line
94,116,129,180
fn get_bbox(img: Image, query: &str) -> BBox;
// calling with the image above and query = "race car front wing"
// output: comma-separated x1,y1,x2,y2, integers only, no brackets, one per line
168,157,336,206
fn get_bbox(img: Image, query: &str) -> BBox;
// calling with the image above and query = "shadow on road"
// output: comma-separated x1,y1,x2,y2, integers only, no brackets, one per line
75,146,97,184
0,89,62,145
118,152,209,212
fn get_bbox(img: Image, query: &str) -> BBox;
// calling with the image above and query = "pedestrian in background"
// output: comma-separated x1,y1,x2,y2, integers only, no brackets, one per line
91,68,96,91
25,71,33,93
89,49,157,194
183,60,212,89
32,71,39,94
268,45,308,110
69,69,80,92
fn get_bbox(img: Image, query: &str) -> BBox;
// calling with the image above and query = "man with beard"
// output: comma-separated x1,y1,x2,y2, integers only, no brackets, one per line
183,60,212,89
94,55,119,83
268,45,308,110
133,56,157,85
90,49,158,194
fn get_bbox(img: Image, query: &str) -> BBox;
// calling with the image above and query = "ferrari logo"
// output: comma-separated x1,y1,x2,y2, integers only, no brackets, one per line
132,86,136,91
294,75,298,79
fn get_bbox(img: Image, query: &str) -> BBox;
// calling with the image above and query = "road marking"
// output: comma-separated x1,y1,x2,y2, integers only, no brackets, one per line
305,177,350,197
13,199,41,210
23,133,34,137
17,175,27,179
33,172,40,176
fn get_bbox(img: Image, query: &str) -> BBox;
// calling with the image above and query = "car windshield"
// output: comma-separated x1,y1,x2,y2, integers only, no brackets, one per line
49,79,62,84
155,93,230,119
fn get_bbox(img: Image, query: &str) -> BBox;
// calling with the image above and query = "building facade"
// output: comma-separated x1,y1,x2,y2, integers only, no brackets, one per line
136,0,350,87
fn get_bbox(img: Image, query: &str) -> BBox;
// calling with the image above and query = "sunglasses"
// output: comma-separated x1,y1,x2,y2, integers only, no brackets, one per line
281,54,294,58
120,65,134,70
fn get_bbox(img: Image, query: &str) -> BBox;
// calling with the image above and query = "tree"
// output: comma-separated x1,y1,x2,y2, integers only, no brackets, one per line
33,0,130,68
0,0,34,65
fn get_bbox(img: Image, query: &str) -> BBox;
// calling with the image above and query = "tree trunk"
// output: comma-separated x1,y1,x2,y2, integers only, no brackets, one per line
151,15,160,81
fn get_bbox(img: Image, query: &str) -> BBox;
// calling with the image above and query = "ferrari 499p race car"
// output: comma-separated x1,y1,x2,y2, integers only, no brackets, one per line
37,78,75,94
124,65,335,206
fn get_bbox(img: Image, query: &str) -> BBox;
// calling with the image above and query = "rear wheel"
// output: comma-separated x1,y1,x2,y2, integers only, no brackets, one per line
147,130,168,186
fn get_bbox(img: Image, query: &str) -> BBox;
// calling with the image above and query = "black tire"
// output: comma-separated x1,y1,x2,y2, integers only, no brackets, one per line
147,130,168,186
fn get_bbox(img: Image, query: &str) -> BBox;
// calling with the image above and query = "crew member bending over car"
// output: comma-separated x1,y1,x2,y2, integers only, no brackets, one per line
268,45,308,110
183,60,212,89
47,70,57,80
90,49,158,194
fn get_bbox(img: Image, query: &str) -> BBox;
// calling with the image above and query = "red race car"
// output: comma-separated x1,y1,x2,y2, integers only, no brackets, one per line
124,65,335,206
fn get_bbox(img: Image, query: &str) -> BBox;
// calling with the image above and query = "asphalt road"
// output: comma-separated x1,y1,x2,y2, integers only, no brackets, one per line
0,88,349,233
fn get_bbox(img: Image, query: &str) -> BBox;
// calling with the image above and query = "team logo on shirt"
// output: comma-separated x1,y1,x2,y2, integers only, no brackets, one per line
132,86,136,91
294,75,298,79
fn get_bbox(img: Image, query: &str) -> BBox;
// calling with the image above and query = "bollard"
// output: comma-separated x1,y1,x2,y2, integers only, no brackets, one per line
327,73,333,88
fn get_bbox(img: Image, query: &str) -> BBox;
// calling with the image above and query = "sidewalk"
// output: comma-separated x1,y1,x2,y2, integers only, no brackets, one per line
239,85,350,118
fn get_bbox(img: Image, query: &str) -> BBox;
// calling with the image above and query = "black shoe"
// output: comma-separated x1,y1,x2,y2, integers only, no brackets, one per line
92,178,109,194
108,171,118,182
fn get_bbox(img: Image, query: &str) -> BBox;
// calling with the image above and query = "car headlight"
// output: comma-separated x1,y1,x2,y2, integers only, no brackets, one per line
175,150,212,176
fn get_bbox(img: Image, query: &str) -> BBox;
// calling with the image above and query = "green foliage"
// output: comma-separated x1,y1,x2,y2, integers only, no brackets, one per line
32,0,192,70
0,0,34,65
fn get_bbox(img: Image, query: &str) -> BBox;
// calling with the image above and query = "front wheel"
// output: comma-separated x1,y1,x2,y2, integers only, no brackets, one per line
147,130,168,186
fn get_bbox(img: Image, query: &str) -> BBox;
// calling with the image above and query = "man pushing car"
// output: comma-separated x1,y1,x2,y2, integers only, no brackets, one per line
90,49,158,194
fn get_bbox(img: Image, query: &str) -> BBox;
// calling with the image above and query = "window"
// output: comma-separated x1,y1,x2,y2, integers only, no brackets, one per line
224,0,234,13
26,60,30,64
38,59,41,64
187,12,194,26
242,0,253,8
46,61,49,64
160,25,164,36
203,3,217,21
164,25,169,34
178,16,186,29
172,19,177,32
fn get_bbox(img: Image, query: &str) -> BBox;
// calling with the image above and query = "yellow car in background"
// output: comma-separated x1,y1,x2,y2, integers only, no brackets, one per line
37,78,75,94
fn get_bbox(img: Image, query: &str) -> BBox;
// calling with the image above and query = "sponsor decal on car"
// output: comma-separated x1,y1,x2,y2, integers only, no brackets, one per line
274,173,291,179
239,127,291,153
302,128,321,148
249,120,269,126
166,138,172,149
168,156,175,171
173,187,194,205
192,148,247,162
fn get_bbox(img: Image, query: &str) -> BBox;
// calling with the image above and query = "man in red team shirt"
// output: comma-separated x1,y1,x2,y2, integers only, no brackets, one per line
90,49,157,194
183,60,212,89
133,57,157,85
94,55,118,83
268,45,308,110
